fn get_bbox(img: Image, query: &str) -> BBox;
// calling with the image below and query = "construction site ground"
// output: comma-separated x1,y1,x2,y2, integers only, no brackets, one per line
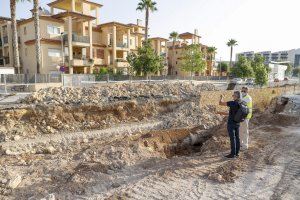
0,83,299,200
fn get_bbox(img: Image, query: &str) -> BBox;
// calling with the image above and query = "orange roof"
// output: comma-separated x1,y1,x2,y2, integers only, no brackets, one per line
149,37,169,41
179,32,201,39
48,0,103,8
98,21,131,29
52,11,95,21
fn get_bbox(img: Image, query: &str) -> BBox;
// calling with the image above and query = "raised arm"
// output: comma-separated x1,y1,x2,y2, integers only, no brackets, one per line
219,94,227,106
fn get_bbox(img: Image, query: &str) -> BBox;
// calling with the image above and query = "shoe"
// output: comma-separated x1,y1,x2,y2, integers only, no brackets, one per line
236,154,239,157
225,154,235,159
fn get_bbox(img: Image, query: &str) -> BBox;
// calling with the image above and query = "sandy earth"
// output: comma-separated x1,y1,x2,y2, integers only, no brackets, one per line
0,94,299,200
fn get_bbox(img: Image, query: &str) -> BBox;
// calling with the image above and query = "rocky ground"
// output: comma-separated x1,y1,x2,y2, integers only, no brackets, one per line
0,83,299,200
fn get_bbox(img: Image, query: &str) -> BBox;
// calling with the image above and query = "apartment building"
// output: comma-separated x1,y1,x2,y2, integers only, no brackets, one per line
167,30,214,76
0,17,14,72
0,0,146,74
236,51,255,61
149,37,168,75
236,49,300,67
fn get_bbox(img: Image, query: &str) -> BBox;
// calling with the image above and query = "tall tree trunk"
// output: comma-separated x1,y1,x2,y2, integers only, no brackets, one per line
229,46,233,70
145,7,149,41
33,0,41,74
10,0,21,74
172,41,175,75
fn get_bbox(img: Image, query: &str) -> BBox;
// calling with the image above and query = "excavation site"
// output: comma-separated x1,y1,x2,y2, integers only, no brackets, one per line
0,82,299,200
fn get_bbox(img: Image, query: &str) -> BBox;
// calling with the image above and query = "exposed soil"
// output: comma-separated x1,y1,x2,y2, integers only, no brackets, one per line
0,87,299,199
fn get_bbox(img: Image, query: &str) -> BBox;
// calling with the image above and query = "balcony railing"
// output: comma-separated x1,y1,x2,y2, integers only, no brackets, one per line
0,58,4,66
116,43,128,48
0,39,2,46
63,33,90,44
3,36,8,44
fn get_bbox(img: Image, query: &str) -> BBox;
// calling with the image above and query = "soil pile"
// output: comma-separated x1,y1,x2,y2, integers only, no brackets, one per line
20,82,217,105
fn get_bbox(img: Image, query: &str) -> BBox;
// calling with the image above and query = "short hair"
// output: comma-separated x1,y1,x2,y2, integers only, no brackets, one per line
233,91,241,100
242,86,249,91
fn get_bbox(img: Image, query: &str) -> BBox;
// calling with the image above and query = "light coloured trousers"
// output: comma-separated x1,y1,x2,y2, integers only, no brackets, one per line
240,119,250,149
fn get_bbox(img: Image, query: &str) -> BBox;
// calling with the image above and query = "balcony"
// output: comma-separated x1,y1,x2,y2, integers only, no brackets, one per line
63,33,90,46
116,59,129,68
3,36,8,44
65,56,94,66
116,42,128,48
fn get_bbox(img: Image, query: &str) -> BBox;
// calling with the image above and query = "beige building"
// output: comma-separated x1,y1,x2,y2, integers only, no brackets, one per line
0,0,146,74
167,31,216,76
149,37,168,75
0,17,14,71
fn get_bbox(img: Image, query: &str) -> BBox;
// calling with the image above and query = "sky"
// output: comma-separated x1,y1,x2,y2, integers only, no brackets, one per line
1,0,299,61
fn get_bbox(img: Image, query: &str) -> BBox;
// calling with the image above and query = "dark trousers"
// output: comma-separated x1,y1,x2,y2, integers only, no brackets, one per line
227,123,240,156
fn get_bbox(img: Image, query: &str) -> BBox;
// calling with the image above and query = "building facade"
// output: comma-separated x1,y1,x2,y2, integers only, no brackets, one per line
236,49,300,67
0,0,146,74
167,30,215,76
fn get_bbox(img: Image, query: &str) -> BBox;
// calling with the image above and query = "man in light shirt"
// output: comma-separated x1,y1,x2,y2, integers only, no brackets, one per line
241,86,252,150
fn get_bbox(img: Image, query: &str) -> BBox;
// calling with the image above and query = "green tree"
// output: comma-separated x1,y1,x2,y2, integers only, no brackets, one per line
293,67,300,77
207,46,217,61
250,54,269,86
226,39,238,70
254,66,268,87
181,44,207,76
169,31,178,74
127,41,163,76
282,63,292,76
10,0,30,74
136,0,158,41
231,56,254,79
218,62,228,72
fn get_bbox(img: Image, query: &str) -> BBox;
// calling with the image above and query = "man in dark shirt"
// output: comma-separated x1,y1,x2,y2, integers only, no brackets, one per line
219,91,242,158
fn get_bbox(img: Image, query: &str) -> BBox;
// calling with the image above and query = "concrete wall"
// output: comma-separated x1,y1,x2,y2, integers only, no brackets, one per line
200,85,300,113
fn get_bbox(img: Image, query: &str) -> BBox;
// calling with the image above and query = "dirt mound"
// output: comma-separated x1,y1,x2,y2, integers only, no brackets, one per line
20,82,217,105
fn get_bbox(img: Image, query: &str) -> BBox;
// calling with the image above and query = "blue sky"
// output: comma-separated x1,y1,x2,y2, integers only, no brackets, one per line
1,0,299,61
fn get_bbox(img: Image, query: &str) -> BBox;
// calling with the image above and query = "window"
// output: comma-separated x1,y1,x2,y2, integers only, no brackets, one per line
24,27,27,35
47,25,61,35
48,48,61,57
130,39,132,45
96,49,104,59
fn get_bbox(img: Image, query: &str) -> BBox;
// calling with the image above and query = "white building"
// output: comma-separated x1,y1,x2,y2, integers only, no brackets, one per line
236,51,254,61
236,48,300,67
269,62,287,81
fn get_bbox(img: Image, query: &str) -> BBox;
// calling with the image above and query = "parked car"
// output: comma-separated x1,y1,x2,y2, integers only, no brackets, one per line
246,78,254,85
230,78,243,85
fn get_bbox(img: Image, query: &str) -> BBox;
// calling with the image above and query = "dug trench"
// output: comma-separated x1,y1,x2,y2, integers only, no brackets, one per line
0,94,299,199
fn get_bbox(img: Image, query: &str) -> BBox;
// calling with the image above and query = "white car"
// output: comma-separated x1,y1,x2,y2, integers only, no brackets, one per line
230,78,243,85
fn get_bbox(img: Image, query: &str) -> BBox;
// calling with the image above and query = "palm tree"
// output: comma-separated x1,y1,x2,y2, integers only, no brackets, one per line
10,0,29,74
207,46,217,76
169,31,178,75
227,39,238,70
33,0,41,74
207,46,217,61
136,0,158,41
